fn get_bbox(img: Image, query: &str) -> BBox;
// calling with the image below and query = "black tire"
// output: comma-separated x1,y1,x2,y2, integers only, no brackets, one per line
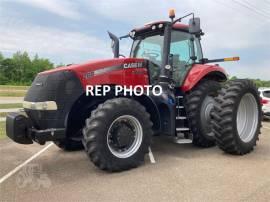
212,79,262,155
53,138,83,151
82,98,153,172
185,80,221,147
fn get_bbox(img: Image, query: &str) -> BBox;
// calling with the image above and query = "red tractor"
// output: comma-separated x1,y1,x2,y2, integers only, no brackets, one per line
6,10,262,172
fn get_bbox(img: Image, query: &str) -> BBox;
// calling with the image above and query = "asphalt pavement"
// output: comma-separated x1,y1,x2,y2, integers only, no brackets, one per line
0,121,270,202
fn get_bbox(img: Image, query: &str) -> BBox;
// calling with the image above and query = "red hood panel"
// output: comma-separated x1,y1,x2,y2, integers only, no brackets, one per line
39,57,149,89
39,58,145,75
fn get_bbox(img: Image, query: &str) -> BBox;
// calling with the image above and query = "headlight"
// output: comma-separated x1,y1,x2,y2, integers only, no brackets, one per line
23,101,57,110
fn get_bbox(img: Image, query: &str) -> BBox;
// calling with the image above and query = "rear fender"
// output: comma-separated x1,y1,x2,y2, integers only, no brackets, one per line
181,64,227,92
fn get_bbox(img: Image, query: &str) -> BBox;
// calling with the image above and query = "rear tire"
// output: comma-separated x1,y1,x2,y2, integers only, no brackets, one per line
185,80,221,148
212,79,262,155
82,98,153,172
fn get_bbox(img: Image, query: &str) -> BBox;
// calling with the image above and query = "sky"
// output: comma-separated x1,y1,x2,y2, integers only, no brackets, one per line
0,0,269,79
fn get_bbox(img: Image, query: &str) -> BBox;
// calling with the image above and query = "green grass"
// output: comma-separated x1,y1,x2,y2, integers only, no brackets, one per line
0,91,26,97
0,112,8,117
0,85,29,90
0,121,6,139
0,85,28,97
0,103,23,109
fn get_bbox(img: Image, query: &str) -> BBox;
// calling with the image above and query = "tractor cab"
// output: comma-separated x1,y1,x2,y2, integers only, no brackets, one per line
109,11,204,87
129,21,203,86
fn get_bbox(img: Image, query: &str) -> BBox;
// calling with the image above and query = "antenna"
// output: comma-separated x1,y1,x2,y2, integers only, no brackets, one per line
172,13,194,24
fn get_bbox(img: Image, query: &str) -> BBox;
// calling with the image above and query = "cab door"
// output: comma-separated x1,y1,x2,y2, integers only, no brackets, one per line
170,30,202,86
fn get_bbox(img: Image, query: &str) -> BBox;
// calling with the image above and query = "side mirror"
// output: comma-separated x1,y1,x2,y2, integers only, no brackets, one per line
189,17,201,34
108,31,119,58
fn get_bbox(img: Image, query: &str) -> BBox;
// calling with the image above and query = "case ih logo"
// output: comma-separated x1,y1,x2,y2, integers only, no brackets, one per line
84,62,144,79
123,62,143,69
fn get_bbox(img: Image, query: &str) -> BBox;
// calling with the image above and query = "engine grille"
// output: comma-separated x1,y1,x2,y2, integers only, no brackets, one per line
24,70,83,129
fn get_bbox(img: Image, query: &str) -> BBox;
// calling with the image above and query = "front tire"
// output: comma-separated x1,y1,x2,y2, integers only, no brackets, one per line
83,98,153,172
53,138,83,151
212,79,262,155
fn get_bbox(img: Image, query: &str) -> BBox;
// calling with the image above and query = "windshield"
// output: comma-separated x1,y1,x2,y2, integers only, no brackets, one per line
130,30,203,85
131,34,163,67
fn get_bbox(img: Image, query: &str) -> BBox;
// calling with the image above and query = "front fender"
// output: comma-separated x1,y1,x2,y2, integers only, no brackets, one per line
181,64,227,92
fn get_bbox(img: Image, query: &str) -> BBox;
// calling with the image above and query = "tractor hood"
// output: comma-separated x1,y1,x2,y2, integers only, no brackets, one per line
39,57,149,87
24,57,148,129
40,58,146,76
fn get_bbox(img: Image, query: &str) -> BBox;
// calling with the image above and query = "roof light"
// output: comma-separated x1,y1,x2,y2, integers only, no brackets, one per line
151,25,156,30
169,9,175,19
158,24,163,28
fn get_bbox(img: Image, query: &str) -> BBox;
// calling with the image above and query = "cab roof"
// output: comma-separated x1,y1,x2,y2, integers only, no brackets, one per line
132,21,188,32
130,21,189,39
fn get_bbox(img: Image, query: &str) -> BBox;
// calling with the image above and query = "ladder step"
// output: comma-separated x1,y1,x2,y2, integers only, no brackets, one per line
176,106,184,109
173,138,192,144
176,127,190,131
176,116,186,120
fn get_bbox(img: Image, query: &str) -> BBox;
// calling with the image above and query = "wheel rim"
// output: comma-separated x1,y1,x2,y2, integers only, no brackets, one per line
107,115,143,158
237,93,259,143
200,95,215,138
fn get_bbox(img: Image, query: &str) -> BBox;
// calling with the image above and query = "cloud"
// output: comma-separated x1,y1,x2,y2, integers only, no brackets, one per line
0,0,269,79
0,0,113,63
0,17,111,63
85,0,270,80
7,0,82,19
193,0,270,53
86,0,270,52
225,61,270,80
83,0,170,25
0,25,108,54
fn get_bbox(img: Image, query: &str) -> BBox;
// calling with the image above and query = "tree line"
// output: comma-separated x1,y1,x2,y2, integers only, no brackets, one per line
231,76,270,88
0,51,269,87
0,51,54,85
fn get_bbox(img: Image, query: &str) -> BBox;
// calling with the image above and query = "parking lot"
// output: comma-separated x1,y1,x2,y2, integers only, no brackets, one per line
0,121,270,202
